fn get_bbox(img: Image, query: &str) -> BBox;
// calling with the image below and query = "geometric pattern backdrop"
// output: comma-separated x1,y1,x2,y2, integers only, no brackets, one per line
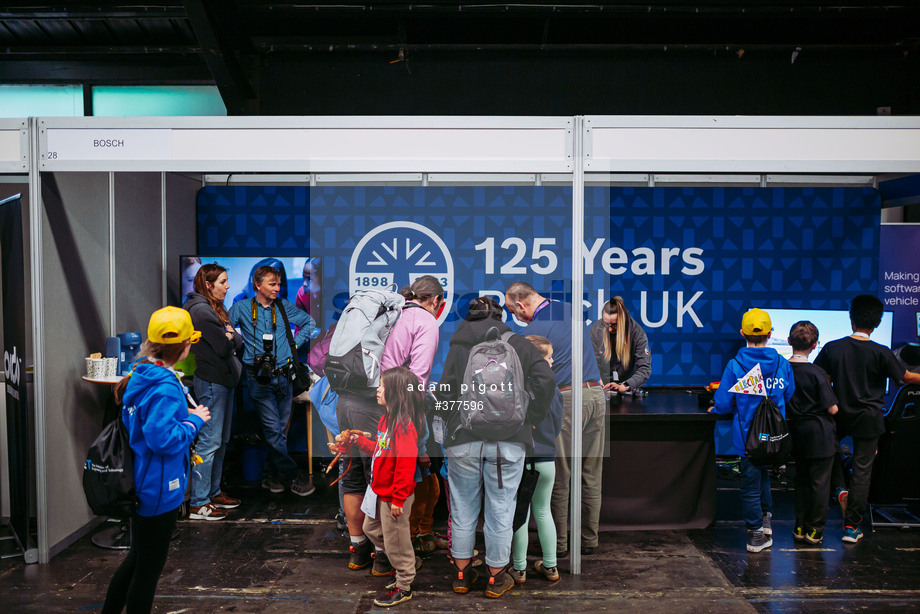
198,185,881,387
590,186,881,383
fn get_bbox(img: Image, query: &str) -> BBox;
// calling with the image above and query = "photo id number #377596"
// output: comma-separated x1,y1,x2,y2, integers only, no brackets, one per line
434,400,485,411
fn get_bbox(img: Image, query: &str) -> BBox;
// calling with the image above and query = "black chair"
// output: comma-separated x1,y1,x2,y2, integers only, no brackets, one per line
869,383,920,529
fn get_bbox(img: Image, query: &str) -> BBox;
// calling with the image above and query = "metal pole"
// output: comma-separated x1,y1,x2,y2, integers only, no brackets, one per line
570,116,585,575
29,118,48,564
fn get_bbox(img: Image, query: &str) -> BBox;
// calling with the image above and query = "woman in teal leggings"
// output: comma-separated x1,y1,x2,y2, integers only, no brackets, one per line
511,336,564,582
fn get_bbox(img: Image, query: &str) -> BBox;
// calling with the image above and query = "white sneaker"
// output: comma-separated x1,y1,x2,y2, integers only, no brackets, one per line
189,503,228,521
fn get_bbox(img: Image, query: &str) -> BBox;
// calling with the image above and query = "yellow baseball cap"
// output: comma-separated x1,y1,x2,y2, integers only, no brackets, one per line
741,308,772,335
148,306,201,344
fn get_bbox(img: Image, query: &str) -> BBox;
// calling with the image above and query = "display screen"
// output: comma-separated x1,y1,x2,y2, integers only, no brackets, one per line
766,308,894,361
180,255,323,329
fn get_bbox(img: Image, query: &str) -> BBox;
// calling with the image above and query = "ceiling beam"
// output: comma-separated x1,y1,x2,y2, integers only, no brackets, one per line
181,0,257,115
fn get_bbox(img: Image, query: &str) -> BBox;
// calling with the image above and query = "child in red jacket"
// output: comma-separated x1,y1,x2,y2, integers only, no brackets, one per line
340,366,424,607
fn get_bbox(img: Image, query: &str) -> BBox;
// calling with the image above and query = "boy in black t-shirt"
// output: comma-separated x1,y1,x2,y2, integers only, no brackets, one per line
787,321,838,546
814,295,920,543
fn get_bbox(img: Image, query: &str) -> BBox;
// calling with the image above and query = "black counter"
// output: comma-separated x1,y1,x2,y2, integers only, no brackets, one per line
600,388,717,530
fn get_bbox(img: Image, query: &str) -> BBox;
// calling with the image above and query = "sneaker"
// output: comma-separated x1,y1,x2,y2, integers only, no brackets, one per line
434,533,449,549
762,512,773,537
805,529,824,545
290,474,315,497
261,477,284,494
348,539,374,570
452,561,478,594
189,503,228,521
210,492,241,509
793,526,805,542
373,586,412,607
509,568,526,584
534,560,560,582
746,529,773,553
385,558,422,589
372,550,394,577
485,569,515,598
417,533,437,553
842,526,863,543
335,512,347,532
581,545,595,556
837,489,849,518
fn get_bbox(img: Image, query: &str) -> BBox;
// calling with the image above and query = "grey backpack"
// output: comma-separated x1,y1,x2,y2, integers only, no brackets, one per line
325,289,405,392
458,328,529,440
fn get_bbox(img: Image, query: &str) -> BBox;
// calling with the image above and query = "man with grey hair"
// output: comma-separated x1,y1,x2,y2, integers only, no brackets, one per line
504,282,606,557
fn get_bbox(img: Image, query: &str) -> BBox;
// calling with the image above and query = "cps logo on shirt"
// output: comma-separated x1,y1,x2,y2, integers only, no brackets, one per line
764,378,786,390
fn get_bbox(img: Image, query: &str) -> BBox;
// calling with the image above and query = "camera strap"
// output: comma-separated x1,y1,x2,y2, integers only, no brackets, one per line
250,298,277,327
251,298,278,363
276,299,300,370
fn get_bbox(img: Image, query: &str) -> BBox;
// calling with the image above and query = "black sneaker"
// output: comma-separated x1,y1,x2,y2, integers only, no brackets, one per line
485,569,515,598
348,539,374,570
372,550,393,577
746,529,773,553
804,529,823,545
793,526,805,542
261,477,284,494
452,561,478,594
335,512,347,532
374,586,412,607
290,474,315,497
762,512,773,537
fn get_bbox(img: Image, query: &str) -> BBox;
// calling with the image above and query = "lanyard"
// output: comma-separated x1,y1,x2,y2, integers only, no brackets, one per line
532,299,551,319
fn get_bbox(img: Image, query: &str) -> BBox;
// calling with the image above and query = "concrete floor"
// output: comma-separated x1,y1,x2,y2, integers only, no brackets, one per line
4,468,920,613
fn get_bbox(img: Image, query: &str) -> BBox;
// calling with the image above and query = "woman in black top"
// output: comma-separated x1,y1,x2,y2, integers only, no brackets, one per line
589,297,651,394
183,263,244,520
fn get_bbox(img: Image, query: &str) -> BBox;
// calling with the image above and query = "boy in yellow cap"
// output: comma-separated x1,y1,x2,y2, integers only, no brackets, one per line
711,308,795,553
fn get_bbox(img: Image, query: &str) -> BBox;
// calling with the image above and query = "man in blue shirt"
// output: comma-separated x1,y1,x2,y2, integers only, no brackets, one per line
229,265,316,496
504,282,606,557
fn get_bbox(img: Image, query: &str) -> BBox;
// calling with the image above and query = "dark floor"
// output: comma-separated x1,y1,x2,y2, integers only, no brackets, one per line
4,464,920,613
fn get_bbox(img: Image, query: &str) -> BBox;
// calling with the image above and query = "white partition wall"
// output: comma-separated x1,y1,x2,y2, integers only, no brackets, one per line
584,116,920,174
21,115,920,567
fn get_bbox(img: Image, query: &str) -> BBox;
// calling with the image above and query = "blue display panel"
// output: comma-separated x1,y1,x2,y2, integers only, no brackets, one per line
197,185,881,387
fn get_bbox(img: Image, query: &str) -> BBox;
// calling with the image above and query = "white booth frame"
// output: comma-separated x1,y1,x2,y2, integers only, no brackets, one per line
18,115,920,571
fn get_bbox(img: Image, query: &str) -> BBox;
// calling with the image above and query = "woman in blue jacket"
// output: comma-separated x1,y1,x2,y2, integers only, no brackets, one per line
102,307,210,614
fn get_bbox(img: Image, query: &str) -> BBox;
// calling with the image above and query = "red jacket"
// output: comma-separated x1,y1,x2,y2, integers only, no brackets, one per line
355,415,418,507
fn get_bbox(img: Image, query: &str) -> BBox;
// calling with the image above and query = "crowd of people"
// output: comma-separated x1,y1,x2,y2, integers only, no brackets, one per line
102,270,919,610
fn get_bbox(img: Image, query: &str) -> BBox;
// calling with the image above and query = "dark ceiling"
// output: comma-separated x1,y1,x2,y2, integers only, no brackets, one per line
2,1,920,114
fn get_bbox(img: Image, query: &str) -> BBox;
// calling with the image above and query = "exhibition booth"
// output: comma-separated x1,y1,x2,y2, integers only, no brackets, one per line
2,116,920,571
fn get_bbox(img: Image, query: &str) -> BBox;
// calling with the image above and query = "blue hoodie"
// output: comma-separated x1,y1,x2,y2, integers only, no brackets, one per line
711,346,795,454
122,361,204,517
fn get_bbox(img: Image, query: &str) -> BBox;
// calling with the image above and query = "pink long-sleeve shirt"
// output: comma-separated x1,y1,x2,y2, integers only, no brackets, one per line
380,302,439,389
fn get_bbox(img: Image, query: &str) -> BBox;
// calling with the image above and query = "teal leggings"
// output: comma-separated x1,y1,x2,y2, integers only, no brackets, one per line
511,460,557,570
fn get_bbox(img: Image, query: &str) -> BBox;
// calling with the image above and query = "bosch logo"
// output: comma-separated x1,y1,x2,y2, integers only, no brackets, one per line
4,345,21,386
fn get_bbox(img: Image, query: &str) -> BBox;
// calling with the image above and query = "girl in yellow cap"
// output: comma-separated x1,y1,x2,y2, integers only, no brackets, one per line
102,307,210,614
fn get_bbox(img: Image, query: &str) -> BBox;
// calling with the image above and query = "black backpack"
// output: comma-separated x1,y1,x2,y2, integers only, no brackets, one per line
744,395,792,466
83,416,135,517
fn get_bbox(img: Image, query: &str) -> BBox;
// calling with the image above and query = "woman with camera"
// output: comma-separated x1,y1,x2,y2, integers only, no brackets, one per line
228,265,316,497
183,263,244,520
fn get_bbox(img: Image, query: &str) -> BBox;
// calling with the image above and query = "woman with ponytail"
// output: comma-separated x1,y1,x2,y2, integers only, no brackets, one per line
183,263,244,520
589,296,652,394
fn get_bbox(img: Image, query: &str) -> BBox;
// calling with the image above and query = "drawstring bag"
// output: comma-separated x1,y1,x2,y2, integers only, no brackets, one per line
745,395,792,466
83,415,135,517
512,459,540,532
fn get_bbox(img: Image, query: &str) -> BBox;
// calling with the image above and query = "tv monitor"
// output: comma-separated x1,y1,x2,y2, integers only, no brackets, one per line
180,255,323,329
766,308,894,361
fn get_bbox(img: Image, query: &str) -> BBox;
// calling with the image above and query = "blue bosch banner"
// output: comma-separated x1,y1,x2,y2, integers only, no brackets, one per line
879,224,920,345
197,185,881,387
